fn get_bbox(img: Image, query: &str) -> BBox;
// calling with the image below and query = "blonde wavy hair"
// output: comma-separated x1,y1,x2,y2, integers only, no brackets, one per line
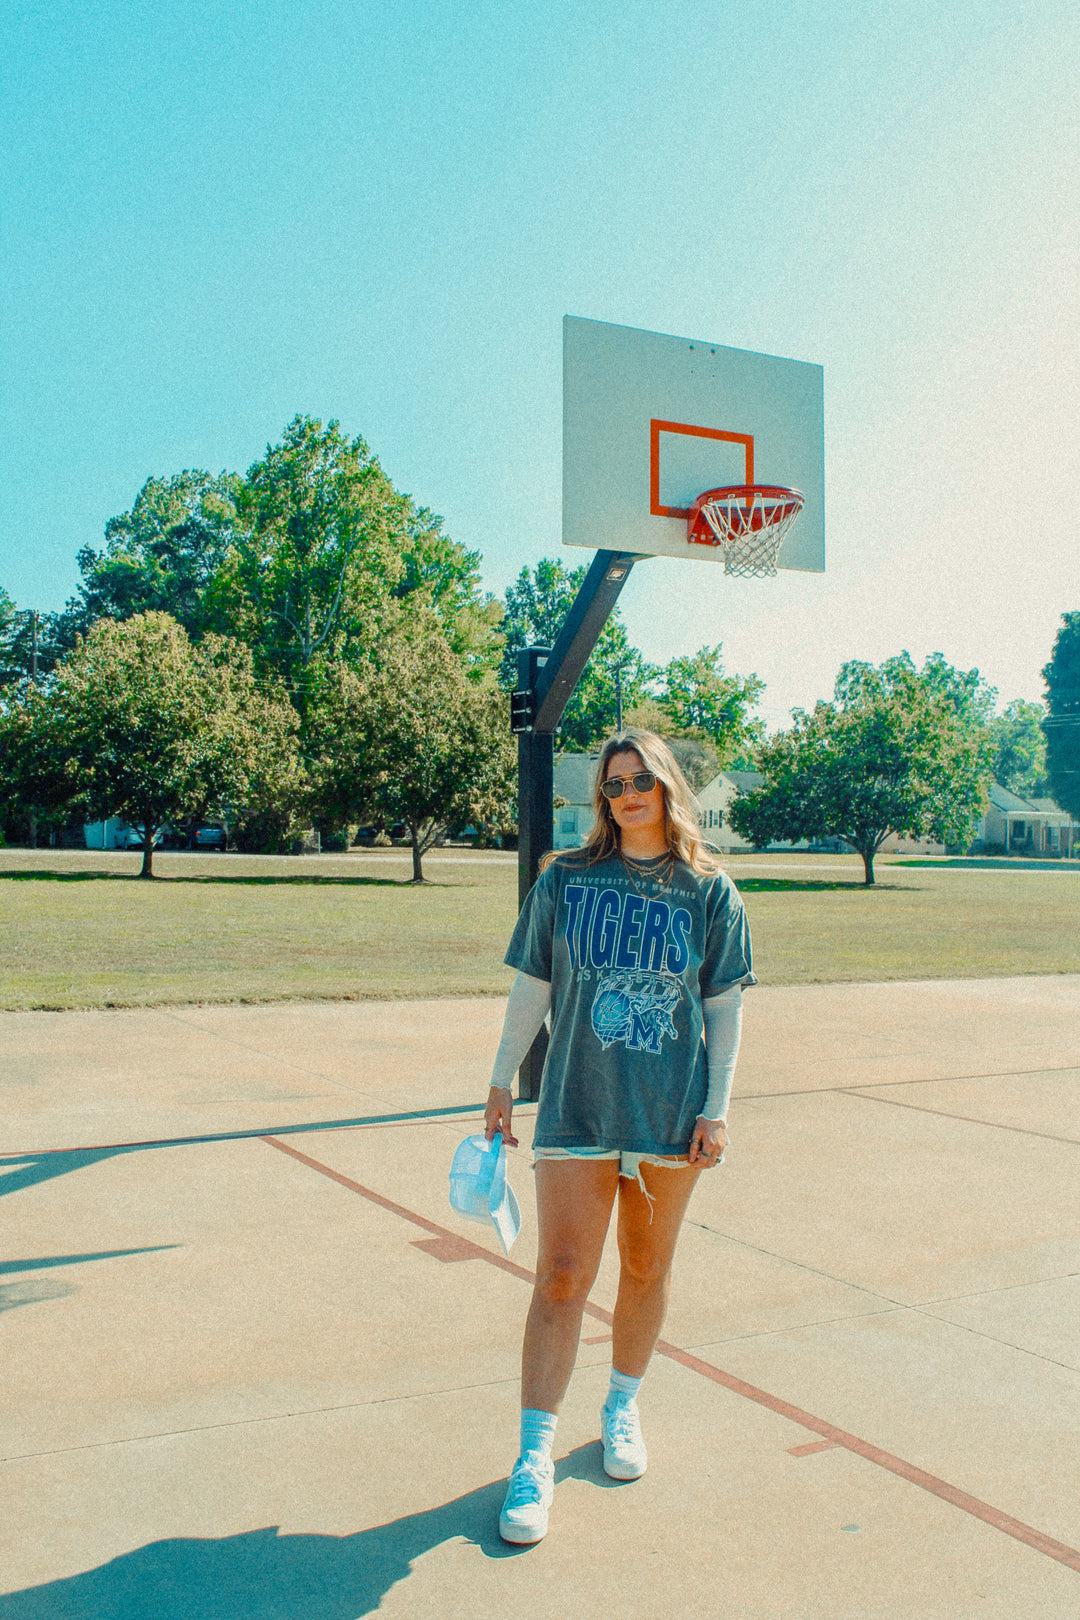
540,728,722,877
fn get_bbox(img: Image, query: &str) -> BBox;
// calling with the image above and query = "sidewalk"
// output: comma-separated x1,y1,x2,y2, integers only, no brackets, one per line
1,978,1078,1616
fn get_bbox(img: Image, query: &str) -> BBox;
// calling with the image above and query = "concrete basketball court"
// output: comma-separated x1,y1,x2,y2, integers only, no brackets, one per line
1,975,1078,1617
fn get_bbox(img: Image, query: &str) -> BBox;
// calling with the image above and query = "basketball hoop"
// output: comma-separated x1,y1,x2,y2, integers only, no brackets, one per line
687,485,805,578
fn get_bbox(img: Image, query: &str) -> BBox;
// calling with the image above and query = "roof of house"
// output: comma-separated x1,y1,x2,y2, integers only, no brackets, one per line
698,768,763,798
988,782,1038,813
987,783,1075,820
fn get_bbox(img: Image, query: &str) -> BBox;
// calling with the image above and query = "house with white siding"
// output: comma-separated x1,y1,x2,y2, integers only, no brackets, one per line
974,784,1077,856
694,769,764,852
551,753,598,848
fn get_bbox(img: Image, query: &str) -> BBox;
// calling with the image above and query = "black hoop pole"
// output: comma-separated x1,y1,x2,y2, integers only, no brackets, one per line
510,549,642,1101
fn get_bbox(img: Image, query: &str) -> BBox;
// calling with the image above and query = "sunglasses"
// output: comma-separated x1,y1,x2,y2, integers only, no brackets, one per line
600,770,658,800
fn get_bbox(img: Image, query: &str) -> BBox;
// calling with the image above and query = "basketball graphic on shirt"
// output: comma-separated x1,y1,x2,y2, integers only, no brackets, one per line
591,985,633,1047
590,970,682,1054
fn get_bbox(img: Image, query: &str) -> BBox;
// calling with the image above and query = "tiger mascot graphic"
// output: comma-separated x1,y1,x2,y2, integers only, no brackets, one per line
590,970,683,1055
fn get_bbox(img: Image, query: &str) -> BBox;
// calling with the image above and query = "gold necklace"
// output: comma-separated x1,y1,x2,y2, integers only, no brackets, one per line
619,849,675,896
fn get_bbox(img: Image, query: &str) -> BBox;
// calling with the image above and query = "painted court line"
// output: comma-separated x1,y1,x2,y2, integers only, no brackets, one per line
0,1102,505,1160
263,1134,1080,1576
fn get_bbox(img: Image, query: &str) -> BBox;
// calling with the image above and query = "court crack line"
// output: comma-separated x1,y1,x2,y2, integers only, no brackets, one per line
0,1374,523,1466
159,1009,389,1101
841,1091,1080,1145
918,1271,1080,1308
737,1062,1080,1101
910,1308,1080,1374
686,1220,909,1307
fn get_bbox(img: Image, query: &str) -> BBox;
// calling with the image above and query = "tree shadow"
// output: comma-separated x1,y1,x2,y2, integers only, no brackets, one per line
0,871,413,888
735,877,906,893
0,1445,614,1619
0,871,118,883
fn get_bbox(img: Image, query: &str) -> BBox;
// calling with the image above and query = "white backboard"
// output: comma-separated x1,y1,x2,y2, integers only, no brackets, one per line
563,316,824,571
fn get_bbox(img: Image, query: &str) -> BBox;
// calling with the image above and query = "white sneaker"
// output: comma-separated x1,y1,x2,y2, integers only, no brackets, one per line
601,1399,648,1480
499,1452,555,1544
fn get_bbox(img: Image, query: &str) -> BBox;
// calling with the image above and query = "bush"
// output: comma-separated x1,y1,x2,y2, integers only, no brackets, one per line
232,809,297,854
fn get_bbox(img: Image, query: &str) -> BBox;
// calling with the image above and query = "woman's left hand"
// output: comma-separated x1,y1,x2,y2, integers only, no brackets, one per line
688,1116,727,1168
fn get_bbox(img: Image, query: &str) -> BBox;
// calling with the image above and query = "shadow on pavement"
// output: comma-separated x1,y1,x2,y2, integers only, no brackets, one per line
0,1445,615,1618
0,1244,179,1314
0,1151,124,1200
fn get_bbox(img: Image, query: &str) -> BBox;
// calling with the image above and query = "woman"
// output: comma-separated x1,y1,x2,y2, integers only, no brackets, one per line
484,728,754,1545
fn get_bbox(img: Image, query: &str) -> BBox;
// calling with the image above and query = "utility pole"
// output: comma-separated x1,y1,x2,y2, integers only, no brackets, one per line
510,549,642,1099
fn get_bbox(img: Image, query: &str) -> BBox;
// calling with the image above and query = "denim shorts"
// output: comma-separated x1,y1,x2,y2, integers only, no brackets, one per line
532,1146,692,1177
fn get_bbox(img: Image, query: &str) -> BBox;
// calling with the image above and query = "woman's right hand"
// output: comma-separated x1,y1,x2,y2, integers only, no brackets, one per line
484,1085,518,1147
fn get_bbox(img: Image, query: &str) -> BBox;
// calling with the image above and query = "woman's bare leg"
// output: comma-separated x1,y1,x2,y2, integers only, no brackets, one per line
611,1163,702,1377
521,1159,620,1412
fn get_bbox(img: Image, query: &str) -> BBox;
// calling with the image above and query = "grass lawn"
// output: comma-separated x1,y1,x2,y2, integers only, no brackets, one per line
1,847,1078,1011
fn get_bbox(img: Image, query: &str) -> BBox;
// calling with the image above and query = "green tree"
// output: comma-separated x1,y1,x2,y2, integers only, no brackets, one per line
56,470,243,646
0,690,48,840
660,644,765,762
620,710,723,793
1042,611,1080,820
500,558,655,749
392,504,503,675
0,587,19,686
989,700,1048,798
21,613,301,877
216,416,407,706
835,650,997,725
0,592,63,688
729,679,991,884
309,613,517,881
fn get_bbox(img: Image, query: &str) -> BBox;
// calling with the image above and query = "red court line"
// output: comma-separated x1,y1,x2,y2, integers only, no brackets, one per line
263,1134,1080,1575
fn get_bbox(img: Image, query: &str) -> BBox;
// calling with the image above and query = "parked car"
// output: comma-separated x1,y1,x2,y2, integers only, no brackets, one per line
354,823,408,846
118,826,164,850
194,825,227,850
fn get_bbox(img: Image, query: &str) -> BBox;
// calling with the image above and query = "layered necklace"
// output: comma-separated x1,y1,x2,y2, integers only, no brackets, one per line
619,847,676,896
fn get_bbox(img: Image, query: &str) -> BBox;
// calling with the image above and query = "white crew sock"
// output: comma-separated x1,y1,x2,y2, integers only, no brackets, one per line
520,1408,558,1460
605,1368,643,1411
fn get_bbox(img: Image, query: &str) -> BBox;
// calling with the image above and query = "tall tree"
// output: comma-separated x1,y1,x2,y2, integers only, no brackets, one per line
660,645,765,762
1042,611,1080,820
20,613,300,877
309,612,517,881
989,699,1048,798
500,558,654,749
56,470,243,646
392,504,503,675
217,416,407,705
729,676,992,884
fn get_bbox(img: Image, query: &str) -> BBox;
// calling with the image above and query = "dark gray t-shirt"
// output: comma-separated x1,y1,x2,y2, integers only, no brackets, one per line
505,852,755,1155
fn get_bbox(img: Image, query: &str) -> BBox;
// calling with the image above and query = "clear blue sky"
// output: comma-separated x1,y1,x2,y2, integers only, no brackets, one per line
3,0,1077,724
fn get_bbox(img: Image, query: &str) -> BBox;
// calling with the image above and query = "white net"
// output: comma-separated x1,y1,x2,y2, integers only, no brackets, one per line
697,487,804,578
